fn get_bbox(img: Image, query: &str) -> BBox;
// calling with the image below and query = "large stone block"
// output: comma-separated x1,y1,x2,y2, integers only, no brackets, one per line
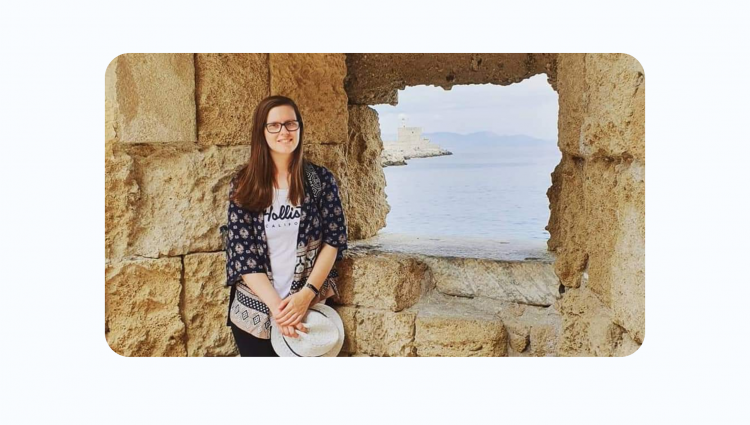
354,308,416,357
582,158,645,343
548,154,590,290
105,53,196,143
335,251,426,312
345,53,557,105
613,331,641,357
556,53,644,160
409,290,559,356
555,54,587,158
105,257,186,357
105,58,118,142
195,53,269,145
507,326,530,353
610,201,645,345
546,153,586,256
499,303,561,357
344,105,389,239
555,287,638,357
547,154,644,345
423,256,560,306
528,323,559,356
332,305,357,354
580,54,645,161
183,252,237,356
105,140,138,261
105,143,249,260
270,53,348,144
414,311,507,357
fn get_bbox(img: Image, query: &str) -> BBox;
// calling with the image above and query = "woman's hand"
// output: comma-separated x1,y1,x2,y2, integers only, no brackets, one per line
268,301,296,338
270,303,309,338
279,322,309,338
275,290,315,327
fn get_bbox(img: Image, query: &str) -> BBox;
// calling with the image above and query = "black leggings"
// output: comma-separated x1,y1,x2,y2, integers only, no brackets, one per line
230,323,279,357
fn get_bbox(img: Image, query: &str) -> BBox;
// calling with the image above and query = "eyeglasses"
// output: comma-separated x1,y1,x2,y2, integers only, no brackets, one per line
265,120,300,133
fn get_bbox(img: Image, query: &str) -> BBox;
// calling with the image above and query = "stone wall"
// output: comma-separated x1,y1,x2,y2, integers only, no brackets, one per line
105,53,644,357
345,53,643,356
547,54,645,355
345,53,558,105
105,53,356,356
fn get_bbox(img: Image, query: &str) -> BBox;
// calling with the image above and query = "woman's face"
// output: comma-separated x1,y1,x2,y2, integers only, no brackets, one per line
264,105,300,157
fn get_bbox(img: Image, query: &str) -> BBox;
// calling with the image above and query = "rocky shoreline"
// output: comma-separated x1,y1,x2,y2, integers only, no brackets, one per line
381,143,452,167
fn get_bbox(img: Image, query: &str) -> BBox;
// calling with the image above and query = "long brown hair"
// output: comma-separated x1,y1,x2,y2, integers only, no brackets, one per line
231,95,306,211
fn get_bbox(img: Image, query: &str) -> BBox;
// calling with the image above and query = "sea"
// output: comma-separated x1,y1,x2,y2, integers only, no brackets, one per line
379,133,562,242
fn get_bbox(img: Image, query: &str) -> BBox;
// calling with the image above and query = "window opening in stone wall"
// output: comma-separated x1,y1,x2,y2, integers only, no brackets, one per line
371,78,560,259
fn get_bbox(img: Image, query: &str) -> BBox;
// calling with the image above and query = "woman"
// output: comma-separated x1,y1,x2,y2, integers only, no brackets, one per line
224,95,348,357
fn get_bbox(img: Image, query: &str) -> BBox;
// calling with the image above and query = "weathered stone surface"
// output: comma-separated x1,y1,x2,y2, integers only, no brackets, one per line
344,105,389,239
345,53,558,105
105,257,186,357
610,200,645,344
332,305,357,354
508,327,530,353
546,153,585,259
504,313,560,357
411,290,559,357
423,256,560,306
545,53,646,354
549,156,644,343
304,143,348,173
270,53,348,144
556,54,644,160
613,330,641,357
583,159,645,342
105,140,138,262
355,308,416,357
195,53,270,146
105,59,118,142
555,287,636,357
547,157,644,347
411,291,509,357
415,312,507,357
555,54,586,160
581,54,644,160
105,143,249,260
105,53,196,143
334,251,426,312
183,252,237,357
528,323,559,356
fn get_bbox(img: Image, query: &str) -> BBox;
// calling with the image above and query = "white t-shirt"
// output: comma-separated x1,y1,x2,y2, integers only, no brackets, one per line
263,188,301,298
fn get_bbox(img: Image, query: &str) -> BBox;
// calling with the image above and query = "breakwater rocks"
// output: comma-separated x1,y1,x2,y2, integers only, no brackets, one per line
381,142,452,167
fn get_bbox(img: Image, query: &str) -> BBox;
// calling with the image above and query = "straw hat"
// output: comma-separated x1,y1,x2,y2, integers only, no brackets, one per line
270,303,344,357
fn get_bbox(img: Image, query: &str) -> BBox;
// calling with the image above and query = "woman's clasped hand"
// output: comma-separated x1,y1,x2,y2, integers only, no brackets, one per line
272,291,314,338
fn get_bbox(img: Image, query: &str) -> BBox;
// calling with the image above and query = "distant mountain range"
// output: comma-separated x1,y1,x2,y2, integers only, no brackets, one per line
381,131,557,147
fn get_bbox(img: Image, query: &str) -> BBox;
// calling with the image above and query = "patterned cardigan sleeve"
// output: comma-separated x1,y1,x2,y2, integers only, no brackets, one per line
319,167,348,262
225,177,265,287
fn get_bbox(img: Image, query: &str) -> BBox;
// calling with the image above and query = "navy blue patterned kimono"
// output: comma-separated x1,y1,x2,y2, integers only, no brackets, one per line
224,161,348,339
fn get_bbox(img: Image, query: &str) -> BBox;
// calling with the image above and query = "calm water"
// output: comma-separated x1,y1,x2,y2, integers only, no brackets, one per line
380,139,561,242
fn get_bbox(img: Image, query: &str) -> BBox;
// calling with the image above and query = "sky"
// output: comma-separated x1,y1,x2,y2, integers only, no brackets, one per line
371,74,559,142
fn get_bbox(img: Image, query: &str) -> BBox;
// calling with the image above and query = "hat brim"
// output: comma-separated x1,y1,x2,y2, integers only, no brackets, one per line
271,303,344,357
